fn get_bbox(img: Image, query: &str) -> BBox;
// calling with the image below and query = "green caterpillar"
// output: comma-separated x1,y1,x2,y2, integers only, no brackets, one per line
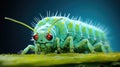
5,13,112,54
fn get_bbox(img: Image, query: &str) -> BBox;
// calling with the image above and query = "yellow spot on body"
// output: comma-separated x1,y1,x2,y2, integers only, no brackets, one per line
62,22,65,24
38,22,43,26
68,22,73,29
82,26,86,32
76,23,79,31
45,17,49,21
54,18,57,21
76,23,79,26
89,28,93,34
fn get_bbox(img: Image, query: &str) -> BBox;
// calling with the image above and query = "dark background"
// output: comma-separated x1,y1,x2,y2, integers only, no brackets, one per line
0,0,120,53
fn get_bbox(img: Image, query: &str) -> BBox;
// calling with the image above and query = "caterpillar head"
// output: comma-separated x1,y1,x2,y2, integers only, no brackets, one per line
33,24,56,49
32,17,62,49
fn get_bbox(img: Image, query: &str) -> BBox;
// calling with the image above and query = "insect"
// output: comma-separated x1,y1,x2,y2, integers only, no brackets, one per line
5,13,112,54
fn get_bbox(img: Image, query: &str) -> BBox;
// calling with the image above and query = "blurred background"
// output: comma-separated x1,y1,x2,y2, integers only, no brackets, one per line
0,0,120,53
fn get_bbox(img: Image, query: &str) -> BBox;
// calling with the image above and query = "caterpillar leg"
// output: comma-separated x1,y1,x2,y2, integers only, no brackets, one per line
55,37,61,53
76,39,94,53
21,45,35,54
104,45,112,52
104,42,112,52
62,36,74,53
94,42,106,53
35,44,41,54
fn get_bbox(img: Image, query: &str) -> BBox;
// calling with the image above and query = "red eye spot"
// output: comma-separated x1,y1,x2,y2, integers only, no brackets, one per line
46,33,53,40
33,34,38,41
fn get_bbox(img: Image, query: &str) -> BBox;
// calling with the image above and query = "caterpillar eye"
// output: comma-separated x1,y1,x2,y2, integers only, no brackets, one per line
46,33,53,40
33,34,38,41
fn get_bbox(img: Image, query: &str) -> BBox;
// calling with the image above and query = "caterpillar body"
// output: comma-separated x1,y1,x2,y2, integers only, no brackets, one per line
5,15,112,54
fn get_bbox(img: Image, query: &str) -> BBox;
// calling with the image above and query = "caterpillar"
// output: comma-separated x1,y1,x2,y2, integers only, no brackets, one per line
5,13,112,54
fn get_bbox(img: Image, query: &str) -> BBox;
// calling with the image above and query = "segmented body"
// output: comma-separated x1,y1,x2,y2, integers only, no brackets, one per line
34,16,110,53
